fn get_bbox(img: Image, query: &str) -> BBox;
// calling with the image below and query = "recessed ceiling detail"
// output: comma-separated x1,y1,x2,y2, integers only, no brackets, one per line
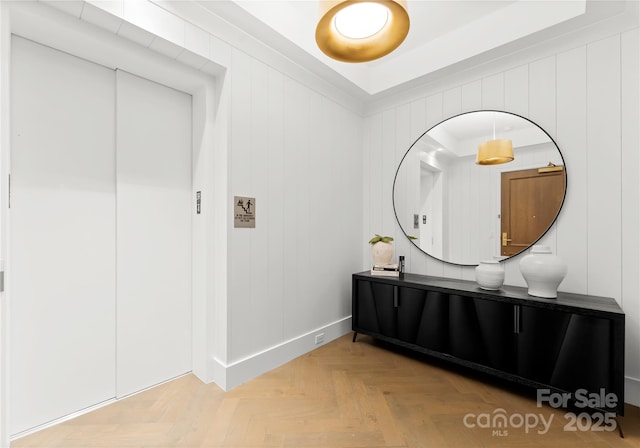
198,1,634,99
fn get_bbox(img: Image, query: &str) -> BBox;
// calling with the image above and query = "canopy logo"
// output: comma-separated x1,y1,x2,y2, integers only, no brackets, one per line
463,388,619,436
463,408,553,436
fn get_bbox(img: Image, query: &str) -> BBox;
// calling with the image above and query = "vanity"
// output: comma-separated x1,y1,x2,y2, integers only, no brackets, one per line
352,271,625,415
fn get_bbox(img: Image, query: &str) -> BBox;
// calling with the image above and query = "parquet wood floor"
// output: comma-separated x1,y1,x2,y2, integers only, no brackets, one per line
12,334,640,448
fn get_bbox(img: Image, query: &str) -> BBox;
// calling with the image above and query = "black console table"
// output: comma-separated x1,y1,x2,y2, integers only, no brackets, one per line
352,271,625,415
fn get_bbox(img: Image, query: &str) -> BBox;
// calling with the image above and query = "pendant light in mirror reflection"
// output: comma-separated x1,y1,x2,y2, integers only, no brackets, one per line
316,0,410,62
476,112,514,165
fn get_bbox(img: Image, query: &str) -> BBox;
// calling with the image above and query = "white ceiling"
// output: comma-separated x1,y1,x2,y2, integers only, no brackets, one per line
198,0,635,100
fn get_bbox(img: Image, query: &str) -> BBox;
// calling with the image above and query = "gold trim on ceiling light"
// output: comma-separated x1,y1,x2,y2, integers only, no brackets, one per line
315,0,410,63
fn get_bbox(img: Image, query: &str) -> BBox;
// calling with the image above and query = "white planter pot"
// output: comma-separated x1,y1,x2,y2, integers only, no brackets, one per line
371,242,394,265
475,260,505,290
519,245,567,298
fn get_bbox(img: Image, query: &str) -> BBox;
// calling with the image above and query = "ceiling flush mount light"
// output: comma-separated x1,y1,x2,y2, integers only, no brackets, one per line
316,0,410,63
476,114,514,165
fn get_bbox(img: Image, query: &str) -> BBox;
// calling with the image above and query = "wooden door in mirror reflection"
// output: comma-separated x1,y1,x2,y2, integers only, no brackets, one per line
501,166,565,256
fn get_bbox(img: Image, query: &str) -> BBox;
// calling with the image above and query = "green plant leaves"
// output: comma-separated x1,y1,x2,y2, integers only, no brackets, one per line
369,234,393,244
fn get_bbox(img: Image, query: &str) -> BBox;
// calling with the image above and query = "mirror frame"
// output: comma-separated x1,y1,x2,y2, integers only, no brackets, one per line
392,110,568,266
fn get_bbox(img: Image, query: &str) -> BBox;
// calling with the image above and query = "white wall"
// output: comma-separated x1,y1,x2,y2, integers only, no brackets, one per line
362,27,640,406
226,48,362,383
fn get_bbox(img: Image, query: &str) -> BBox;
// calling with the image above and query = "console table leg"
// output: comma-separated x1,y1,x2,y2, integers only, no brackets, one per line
615,418,624,438
352,332,358,342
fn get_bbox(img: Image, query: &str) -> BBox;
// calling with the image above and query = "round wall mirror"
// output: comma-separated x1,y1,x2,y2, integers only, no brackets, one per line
393,110,567,266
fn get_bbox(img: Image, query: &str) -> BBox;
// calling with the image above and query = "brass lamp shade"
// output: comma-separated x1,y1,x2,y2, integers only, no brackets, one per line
476,139,514,165
315,0,410,63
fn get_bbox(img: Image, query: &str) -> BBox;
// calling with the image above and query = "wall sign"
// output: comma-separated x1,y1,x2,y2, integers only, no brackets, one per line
234,196,255,228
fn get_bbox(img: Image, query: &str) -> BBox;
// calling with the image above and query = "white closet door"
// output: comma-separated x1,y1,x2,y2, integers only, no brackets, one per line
115,70,192,397
10,37,116,435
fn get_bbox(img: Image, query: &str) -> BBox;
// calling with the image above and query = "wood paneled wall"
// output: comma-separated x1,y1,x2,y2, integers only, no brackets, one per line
362,29,640,404
228,49,363,363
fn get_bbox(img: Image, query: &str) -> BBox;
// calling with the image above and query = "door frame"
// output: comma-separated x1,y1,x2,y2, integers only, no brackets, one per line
0,2,228,444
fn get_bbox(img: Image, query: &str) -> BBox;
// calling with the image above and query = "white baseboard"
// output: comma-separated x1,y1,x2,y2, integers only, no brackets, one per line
209,356,228,391
625,375,640,408
210,317,352,391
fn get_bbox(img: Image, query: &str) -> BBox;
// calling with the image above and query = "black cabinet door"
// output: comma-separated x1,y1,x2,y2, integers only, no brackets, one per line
475,299,517,373
356,283,450,348
517,306,571,383
549,314,611,394
448,296,516,370
518,306,615,410
448,295,487,364
396,287,428,344
355,280,396,337
415,291,449,352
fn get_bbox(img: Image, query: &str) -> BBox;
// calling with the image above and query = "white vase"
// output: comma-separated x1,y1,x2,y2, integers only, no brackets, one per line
519,245,567,298
371,242,394,265
475,260,505,290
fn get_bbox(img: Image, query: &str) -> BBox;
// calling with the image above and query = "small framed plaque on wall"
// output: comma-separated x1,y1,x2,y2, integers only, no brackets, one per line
234,196,255,228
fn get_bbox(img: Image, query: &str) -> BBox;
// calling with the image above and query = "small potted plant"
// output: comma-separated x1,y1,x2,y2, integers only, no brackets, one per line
369,234,394,265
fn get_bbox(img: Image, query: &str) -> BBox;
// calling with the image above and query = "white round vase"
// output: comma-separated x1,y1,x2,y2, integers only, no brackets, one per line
475,260,505,290
519,245,568,299
371,242,394,265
